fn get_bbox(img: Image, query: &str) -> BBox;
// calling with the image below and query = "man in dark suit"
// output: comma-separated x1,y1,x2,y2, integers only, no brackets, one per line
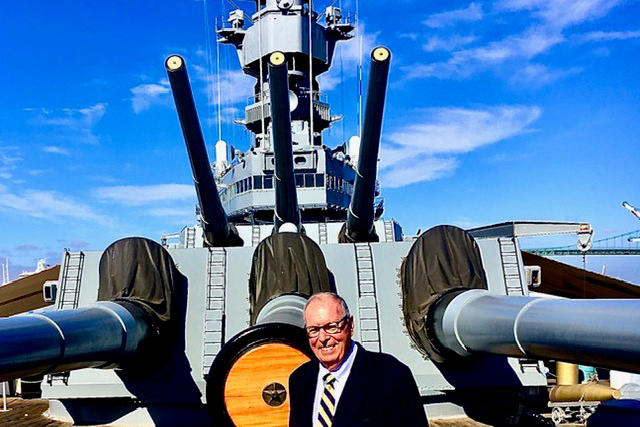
289,292,429,427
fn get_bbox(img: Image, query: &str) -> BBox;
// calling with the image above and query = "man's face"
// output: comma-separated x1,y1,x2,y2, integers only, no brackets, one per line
304,297,353,371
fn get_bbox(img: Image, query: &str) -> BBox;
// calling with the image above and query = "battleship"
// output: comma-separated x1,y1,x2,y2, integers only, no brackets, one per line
1,1,640,426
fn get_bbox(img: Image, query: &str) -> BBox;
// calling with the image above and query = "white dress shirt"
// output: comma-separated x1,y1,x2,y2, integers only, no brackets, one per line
311,342,358,425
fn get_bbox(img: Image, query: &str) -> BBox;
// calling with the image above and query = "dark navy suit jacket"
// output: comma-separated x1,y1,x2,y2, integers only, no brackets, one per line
288,344,429,427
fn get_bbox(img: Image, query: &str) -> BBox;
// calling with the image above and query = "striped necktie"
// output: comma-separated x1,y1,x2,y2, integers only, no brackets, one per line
317,373,337,427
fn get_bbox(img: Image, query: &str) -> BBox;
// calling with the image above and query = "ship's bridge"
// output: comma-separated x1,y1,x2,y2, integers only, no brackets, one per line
217,144,382,224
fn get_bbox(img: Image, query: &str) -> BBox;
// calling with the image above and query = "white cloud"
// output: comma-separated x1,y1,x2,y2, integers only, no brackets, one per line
0,184,110,224
95,184,195,206
0,147,22,180
423,35,477,52
205,106,242,127
496,0,622,29
0,151,22,166
35,104,106,128
29,103,107,145
318,22,378,91
398,33,419,41
579,30,640,42
42,145,70,155
130,79,171,113
423,3,484,28
402,27,564,80
511,63,582,85
380,156,458,188
195,66,254,106
379,105,541,187
405,0,627,84
147,207,194,218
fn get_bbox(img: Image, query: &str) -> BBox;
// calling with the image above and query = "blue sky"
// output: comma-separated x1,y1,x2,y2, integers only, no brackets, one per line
0,0,638,283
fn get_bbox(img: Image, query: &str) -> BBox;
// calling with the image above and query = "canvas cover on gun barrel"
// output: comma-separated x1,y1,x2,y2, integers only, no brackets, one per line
249,233,332,324
401,225,488,362
98,237,181,327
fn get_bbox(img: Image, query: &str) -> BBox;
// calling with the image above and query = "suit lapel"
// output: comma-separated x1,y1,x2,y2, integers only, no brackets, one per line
298,362,319,427
332,346,368,427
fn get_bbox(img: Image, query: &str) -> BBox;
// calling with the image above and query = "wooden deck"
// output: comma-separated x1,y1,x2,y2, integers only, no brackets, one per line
0,397,499,427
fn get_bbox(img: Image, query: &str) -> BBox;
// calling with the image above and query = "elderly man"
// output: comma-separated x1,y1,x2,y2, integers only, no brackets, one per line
289,292,429,427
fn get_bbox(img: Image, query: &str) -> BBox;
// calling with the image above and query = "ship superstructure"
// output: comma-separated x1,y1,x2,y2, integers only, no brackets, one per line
163,0,393,248
3,2,640,427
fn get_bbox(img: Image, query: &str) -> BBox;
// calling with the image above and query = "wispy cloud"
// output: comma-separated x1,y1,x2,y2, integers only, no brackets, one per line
379,105,541,187
15,244,39,252
423,35,477,52
0,146,23,180
130,79,171,113
28,103,107,145
579,29,640,42
496,0,622,30
147,207,194,218
205,106,241,127
95,184,195,206
42,145,70,155
404,0,629,85
0,184,110,224
380,156,458,188
423,3,484,28
319,22,378,91
511,63,582,85
195,66,254,106
402,27,564,80
398,33,419,41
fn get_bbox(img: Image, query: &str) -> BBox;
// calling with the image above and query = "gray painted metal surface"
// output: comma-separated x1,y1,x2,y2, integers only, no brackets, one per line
1,0,635,425
0,302,148,382
437,289,640,373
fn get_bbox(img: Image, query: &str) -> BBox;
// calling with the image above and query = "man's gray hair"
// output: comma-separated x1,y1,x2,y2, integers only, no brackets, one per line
304,292,350,318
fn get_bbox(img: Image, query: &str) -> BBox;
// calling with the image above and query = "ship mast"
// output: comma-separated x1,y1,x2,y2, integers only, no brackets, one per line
217,0,354,149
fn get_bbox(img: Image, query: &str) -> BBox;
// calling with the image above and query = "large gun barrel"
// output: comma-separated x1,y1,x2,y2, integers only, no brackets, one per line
428,289,640,374
165,55,242,247
344,47,391,242
0,301,149,382
268,52,301,230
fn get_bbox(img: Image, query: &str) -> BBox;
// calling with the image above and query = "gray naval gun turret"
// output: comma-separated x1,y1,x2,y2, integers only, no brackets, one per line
1,1,640,426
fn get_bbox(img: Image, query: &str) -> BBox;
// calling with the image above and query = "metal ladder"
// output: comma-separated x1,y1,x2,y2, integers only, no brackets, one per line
354,243,381,352
383,220,394,242
58,251,85,310
251,225,261,246
185,227,196,248
203,248,227,377
498,238,525,296
318,223,328,245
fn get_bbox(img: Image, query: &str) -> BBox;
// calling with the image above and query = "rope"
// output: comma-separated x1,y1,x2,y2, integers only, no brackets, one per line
216,20,223,142
258,2,266,148
356,0,362,137
202,0,215,146
309,0,314,145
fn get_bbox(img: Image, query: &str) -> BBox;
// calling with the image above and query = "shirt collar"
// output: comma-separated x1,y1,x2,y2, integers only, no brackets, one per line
318,341,357,384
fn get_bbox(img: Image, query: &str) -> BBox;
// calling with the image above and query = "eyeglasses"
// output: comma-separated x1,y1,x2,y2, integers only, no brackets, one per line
305,314,350,338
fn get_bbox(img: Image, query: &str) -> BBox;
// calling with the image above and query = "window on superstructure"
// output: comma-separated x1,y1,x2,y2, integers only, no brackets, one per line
304,173,314,187
254,176,263,189
264,175,273,189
